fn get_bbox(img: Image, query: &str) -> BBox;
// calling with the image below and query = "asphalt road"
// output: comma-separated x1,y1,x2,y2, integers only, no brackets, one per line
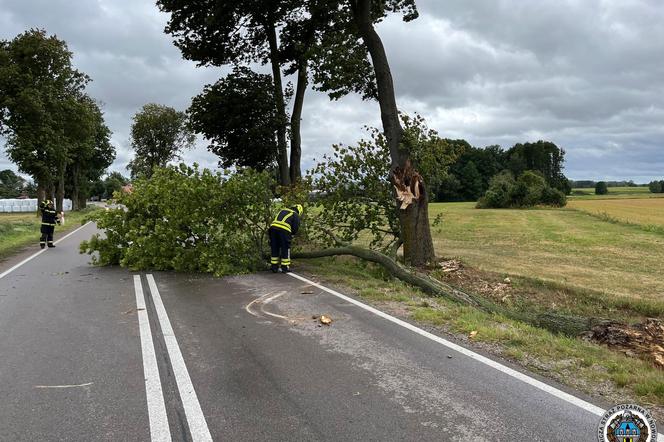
0,223,656,441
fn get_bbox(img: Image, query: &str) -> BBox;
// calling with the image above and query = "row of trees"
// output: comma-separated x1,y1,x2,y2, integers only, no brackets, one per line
158,0,435,266
648,180,664,193
0,30,115,210
436,140,570,202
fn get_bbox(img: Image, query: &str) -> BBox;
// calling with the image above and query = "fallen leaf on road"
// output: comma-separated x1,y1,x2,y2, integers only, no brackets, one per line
469,330,478,339
320,315,332,325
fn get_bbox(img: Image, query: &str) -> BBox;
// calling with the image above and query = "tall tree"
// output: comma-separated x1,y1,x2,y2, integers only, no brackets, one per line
0,169,28,198
188,66,280,170
158,0,296,185
0,29,89,206
127,103,194,179
310,0,433,266
65,95,115,209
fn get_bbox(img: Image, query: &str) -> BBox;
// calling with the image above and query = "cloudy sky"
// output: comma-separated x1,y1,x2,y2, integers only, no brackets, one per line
1,0,663,182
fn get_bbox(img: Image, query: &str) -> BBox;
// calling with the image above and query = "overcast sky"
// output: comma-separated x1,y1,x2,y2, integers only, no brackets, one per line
1,0,663,182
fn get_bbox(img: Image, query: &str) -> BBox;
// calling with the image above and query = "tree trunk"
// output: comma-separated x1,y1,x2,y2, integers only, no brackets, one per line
55,159,66,213
289,60,307,184
71,163,80,211
36,180,46,208
266,20,291,187
352,0,435,267
293,246,611,337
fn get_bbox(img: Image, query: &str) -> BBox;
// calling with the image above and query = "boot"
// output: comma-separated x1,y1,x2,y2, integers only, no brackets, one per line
281,266,291,273
40,243,45,249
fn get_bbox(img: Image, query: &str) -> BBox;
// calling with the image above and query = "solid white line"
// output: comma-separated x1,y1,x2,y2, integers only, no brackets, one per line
146,274,213,442
134,275,172,442
288,272,664,438
0,221,93,280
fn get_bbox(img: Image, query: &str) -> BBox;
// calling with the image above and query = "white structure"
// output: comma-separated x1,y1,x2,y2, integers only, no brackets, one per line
0,198,72,213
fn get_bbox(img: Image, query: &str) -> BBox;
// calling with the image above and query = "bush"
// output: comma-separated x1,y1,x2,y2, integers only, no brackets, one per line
476,171,515,208
541,186,567,207
477,170,567,209
648,180,664,193
595,181,608,195
80,164,277,276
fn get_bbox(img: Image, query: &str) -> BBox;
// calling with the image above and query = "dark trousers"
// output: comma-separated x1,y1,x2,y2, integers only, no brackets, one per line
40,225,55,247
269,227,291,270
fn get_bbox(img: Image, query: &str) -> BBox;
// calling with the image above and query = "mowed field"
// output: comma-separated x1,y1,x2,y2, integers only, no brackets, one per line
568,198,664,230
430,201,664,304
569,186,664,199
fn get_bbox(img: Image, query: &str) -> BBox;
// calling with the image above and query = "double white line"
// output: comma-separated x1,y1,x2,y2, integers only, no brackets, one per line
133,274,212,442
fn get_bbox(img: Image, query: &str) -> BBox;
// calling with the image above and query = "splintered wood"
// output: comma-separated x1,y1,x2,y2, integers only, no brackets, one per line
393,160,423,210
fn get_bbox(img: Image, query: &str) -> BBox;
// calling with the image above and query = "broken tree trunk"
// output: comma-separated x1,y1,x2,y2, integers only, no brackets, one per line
293,245,613,337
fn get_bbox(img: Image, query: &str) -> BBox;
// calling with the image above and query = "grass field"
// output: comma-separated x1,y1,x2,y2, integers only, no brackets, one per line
429,202,664,307
568,198,664,231
0,208,97,260
569,186,664,199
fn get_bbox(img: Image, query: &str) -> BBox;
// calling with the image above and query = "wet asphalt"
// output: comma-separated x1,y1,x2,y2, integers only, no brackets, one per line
0,223,610,441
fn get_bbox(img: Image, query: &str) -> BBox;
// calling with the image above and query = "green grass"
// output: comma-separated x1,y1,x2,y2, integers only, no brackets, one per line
299,257,664,410
569,186,663,200
0,207,98,259
429,202,664,310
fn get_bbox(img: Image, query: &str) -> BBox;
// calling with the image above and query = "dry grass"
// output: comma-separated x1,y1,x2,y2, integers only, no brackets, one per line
429,202,664,305
568,198,664,229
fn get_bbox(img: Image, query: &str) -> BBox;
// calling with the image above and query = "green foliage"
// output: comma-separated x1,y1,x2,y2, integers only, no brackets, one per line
595,181,609,195
648,180,664,193
308,114,454,252
80,165,275,275
188,66,280,170
127,103,194,179
477,170,567,209
477,171,516,209
0,29,91,191
0,169,32,198
506,141,568,193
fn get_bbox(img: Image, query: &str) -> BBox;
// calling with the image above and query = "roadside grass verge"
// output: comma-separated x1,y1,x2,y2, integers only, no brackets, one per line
0,207,98,260
299,256,664,415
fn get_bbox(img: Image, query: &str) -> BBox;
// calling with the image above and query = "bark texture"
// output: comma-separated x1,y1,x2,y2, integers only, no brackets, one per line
289,60,307,184
266,21,291,187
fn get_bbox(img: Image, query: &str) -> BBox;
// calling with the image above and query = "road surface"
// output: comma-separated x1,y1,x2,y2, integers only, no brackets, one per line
0,223,656,441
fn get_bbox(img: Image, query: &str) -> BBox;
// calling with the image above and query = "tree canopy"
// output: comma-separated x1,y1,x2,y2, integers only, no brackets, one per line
127,103,194,179
189,67,280,171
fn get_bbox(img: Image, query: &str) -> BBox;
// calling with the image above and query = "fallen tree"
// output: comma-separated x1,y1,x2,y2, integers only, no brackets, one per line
293,243,615,337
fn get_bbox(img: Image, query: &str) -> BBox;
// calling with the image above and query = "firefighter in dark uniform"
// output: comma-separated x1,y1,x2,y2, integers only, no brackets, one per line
39,199,60,249
269,204,303,273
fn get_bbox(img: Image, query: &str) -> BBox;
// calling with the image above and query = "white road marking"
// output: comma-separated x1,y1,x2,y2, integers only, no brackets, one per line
146,274,213,442
0,221,93,280
134,275,172,442
288,272,664,439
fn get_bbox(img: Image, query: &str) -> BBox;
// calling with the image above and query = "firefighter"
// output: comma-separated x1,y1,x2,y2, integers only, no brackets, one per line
39,199,60,249
269,204,303,273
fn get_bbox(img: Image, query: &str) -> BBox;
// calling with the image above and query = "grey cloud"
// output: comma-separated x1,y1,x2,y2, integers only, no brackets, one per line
1,0,663,182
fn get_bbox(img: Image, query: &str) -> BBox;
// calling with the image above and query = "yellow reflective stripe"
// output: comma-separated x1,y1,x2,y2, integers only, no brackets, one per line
270,258,279,264
280,211,294,223
41,223,56,226
271,222,291,232
281,259,291,265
